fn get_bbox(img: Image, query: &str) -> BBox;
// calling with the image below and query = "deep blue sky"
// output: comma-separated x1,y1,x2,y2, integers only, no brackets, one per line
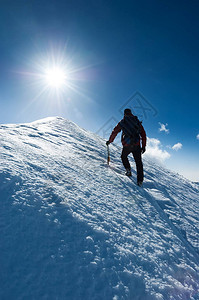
0,0,199,180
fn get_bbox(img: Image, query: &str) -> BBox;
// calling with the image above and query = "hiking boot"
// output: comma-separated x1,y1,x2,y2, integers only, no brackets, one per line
137,181,143,187
125,168,132,177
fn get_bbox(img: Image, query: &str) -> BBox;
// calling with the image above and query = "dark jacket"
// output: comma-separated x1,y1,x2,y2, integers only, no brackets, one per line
108,113,146,147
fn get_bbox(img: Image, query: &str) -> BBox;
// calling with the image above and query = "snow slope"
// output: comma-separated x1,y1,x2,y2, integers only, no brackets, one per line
0,117,199,300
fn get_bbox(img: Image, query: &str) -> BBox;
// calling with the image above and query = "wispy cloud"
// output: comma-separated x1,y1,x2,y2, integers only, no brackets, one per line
145,138,171,162
196,134,199,140
159,122,169,134
172,143,183,151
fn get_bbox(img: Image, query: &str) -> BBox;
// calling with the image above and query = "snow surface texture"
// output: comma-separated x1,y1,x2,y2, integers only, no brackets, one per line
0,117,199,300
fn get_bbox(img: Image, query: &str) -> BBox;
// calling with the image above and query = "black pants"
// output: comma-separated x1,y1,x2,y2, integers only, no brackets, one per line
121,145,144,182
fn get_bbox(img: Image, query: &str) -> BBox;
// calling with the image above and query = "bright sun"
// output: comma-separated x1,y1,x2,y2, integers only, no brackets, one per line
23,49,89,100
44,67,67,88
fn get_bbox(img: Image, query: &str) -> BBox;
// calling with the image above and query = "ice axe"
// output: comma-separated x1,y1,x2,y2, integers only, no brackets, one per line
107,144,110,165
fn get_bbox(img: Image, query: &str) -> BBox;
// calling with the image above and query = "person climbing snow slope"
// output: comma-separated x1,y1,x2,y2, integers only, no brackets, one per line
106,108,147,187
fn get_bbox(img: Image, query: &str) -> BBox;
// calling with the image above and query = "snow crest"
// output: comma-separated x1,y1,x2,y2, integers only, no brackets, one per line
0,117,199,300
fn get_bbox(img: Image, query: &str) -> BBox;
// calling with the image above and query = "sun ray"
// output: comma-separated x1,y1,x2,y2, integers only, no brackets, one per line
15,45,99,116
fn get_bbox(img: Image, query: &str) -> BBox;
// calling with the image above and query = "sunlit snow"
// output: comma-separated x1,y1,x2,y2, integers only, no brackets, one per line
0,117,199,300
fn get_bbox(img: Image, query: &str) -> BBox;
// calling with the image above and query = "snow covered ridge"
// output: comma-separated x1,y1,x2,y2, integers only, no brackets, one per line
0,117,199,300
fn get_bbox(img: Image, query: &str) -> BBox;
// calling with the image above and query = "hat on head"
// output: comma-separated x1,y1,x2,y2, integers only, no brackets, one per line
124,108,132,115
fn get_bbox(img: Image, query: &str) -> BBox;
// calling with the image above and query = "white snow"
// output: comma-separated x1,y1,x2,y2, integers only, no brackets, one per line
0,117,199,300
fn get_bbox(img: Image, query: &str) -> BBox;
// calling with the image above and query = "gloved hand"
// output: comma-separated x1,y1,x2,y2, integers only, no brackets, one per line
106,141,110,146
141,147,146,154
